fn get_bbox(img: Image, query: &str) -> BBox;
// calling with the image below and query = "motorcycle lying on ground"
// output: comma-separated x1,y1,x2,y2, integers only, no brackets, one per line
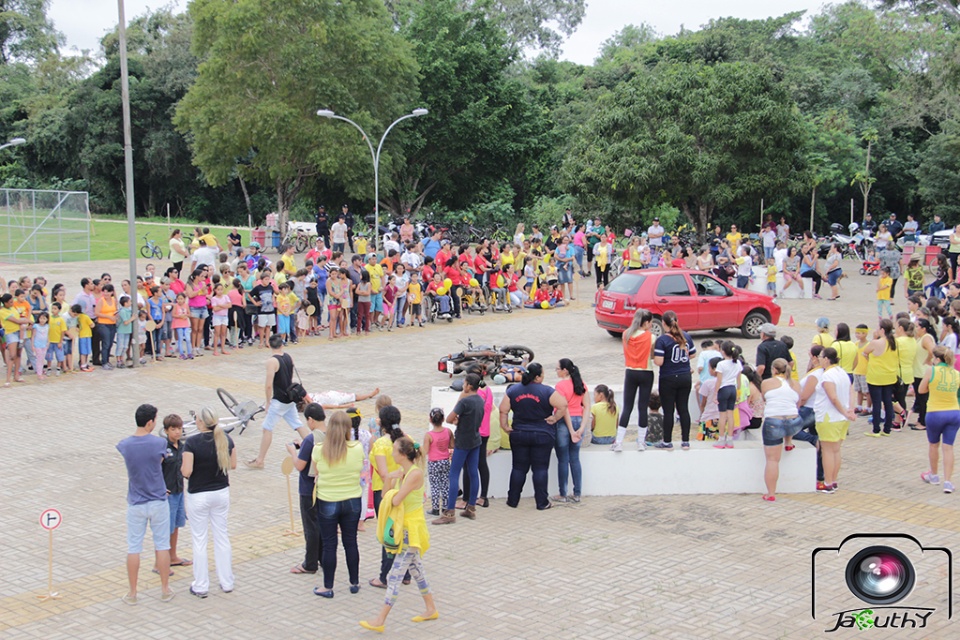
437,339,534,378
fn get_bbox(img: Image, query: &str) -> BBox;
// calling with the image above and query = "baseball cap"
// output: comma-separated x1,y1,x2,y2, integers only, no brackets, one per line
816,317,830,329
759,322,777,337
144,273,154,280
367,253,377,260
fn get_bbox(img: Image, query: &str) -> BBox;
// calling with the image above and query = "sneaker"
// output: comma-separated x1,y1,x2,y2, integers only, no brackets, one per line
880,431,892,437
654,442,674,450
637,440,646,451
891,426,902,432
610,442,622,452
552,495,568,504
102,363,113,371
921,471,941,485
944,481,955,494
816,481,828,492
570,495,581,503
864,431,882,438
190,587,208,599
725,442,734,449
681,441,690,450
712,442,726,449
818,483,836,494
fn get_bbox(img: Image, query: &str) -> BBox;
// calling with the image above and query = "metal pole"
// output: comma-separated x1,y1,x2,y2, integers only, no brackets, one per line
375,113,421,255
118,0,139,367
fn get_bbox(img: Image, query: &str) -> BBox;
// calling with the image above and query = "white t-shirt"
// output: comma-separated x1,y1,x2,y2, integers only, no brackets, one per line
737,253,753,276
773,247,788,272
696,348,722,384
384,239,401,255
815,366,851,422
800,368,824,409
331,222,348,244
192,246,218,268
401,252,423,272
716,359,742,388
761,229,776,248
647,224,664,246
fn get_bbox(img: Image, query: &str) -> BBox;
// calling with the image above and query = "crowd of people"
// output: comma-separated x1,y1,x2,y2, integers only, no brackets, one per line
1,217,598,385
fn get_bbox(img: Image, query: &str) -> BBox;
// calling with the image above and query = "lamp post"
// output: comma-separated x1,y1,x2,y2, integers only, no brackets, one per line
0,138,26,152
316,108,428,254
117,0,140,366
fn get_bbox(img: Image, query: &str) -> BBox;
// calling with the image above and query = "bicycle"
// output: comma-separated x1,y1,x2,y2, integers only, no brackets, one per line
181,387,265,437
282,227,311,253
140,234,164,259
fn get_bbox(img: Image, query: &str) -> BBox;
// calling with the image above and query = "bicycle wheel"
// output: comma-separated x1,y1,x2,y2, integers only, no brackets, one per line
152,246,164,260
217,387,240,415
500,345,534,366
296,235,308,253
139,245,153,258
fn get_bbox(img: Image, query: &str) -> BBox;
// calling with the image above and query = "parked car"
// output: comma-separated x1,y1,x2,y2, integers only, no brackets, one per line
595,268,782,339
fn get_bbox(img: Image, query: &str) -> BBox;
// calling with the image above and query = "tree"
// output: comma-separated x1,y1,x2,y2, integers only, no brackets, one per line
851,127,879,216
561,61,807,233
175,0,418,230
0,0,62,64
917,121,960,219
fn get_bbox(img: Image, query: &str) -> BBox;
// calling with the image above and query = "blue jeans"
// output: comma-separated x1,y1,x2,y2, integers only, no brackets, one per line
317,497,361,589
761,416,803,446
447,445,481,509
394,294,407,325
736,275,749,288
555,416,582,497
869,383,896,433
764,247,774,260
507,429,555,509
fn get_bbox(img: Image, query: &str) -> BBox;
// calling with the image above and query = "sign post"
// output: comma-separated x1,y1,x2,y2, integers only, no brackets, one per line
37,508,62,601
280,456,299,536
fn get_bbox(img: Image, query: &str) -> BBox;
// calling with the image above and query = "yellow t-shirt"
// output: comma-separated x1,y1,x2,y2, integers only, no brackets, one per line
767,265,777,283
833,340,856,373
366,264,384,294
371,434,399,492
407,282,422,304
928,364,960,412
279,254,297,275
590,402,618,438
312,441,364,502
877,276,892,301
813,332,834,348
48,315,67,344
866,342,899,386
355,237,368,255
896,335,916,382
199,233,218,248
726,232,742,252
0,307,23,334
789,349,800,381
78,314,94,338
501,253,515,267
853,341,870,376
277,292,298,316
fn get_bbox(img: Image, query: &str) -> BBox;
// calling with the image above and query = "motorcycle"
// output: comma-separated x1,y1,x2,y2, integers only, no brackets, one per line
819,222,873,260
437,339,534,378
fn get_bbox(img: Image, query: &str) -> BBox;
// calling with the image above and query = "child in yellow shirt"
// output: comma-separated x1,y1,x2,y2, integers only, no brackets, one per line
851,323,872,415
407,280,423,327
766,257,777,297
355,235,368,256
46,302,68,375
73,305,95,372
877,267,892,320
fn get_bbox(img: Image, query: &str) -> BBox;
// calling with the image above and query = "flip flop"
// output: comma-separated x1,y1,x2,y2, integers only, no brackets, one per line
170,559,192,566
151,568,174,576
368,578,387,589
910,425,926,431
243,459,264,469
290,564,316,574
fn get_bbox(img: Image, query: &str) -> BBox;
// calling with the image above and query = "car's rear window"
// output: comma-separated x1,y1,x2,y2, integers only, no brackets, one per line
606,274,645,295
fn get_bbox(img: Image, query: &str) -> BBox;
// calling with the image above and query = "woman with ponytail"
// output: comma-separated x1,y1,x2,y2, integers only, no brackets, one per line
368,405,409,589
863,318,900,436
499,362,569,510
181,407,236,598
554,358,588,502
653,310,696,449
359,436,439,632
615,308,655,451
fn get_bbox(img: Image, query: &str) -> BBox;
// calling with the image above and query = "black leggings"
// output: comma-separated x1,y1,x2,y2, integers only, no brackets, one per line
801,270,822,294
620,369,654,428
461,435,490,500
868,383,896,433
659,373,693,443
596,264,610,288
912,377,928,427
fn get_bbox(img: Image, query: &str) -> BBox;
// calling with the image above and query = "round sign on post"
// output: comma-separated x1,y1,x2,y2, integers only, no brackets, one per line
39,508,62,531
38,508,62,600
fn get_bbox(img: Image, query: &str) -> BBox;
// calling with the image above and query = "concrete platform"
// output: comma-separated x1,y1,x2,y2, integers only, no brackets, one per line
431,386,817,497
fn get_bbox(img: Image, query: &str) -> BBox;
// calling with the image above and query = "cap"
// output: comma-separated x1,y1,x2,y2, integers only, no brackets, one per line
909,255,920,262
759,322,777,337
653,217,659,221
144,273,154,279
816,317,830,329
367,253,377,260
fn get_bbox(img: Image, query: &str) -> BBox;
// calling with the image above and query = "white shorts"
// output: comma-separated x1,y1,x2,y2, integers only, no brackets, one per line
212,315,228,327
261,398,304,432
310,390,356,407
257,314,276,327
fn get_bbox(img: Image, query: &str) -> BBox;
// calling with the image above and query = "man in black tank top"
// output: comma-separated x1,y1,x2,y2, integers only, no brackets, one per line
245,334,308,468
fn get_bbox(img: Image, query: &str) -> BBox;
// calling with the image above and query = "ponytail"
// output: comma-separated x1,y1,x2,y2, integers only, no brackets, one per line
395,436,424,466
879,318,897,351
662,310,688,355
198,407,231,475
521,362,543,385
379,405,404,442
559,358,586,396
595,384,617,416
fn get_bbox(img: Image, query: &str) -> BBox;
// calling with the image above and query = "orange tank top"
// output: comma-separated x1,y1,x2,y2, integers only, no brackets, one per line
98,297,117,324
624,330,653,370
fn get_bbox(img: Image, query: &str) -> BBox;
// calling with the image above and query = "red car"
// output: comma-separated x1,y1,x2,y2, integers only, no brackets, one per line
595,268,781,339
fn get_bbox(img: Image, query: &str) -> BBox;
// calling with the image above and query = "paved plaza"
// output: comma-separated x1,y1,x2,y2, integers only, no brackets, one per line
1,258,957,639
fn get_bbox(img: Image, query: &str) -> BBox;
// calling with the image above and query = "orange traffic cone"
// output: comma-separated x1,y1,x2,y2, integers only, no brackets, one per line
788,315,795,327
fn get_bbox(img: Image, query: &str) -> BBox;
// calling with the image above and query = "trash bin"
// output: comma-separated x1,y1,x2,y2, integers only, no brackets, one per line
252,227,266,248
271,229,281,250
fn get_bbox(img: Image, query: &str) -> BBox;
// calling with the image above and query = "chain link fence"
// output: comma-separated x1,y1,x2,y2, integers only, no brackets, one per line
0,189,91,263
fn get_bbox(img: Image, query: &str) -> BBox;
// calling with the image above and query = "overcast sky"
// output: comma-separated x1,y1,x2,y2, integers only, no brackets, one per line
49,0,828,64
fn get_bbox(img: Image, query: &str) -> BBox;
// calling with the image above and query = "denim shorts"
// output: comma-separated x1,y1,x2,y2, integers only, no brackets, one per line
926,410,960,446
262,398,304,432
168,491,187,532
45,343,64,362
591,435,615,445
78,336,91,355
717,385,738,412
371,292,383,313
827,269,843,286
762,415,803,446
126,499,171,553
189,306,209,319
4,332,19,345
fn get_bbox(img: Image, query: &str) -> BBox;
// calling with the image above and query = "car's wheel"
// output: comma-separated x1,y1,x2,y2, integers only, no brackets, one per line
606,330,623,339
650,317,664,337
741,311,768,339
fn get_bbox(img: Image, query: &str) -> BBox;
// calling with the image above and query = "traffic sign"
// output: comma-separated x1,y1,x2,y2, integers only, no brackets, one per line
39,508,62,531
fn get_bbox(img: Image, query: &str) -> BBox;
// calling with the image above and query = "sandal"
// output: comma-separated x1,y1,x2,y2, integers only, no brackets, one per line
477,497,489,508
762,494,776,502
910,425,926,431
368,578,387,589
290,563,316,574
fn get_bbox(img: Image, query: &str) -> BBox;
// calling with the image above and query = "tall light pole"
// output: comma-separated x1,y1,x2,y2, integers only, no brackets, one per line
316,108,428,254
117,0,140,366
0,138,26,152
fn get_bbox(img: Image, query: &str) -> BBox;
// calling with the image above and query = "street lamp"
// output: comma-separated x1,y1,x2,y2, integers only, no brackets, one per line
316,108,429,254
0,138,26,151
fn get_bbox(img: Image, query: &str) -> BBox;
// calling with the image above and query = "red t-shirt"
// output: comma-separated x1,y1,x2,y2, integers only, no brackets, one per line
443,265,462,286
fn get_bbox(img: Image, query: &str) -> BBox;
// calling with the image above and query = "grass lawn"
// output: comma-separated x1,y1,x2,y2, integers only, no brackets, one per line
0,217,252,262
